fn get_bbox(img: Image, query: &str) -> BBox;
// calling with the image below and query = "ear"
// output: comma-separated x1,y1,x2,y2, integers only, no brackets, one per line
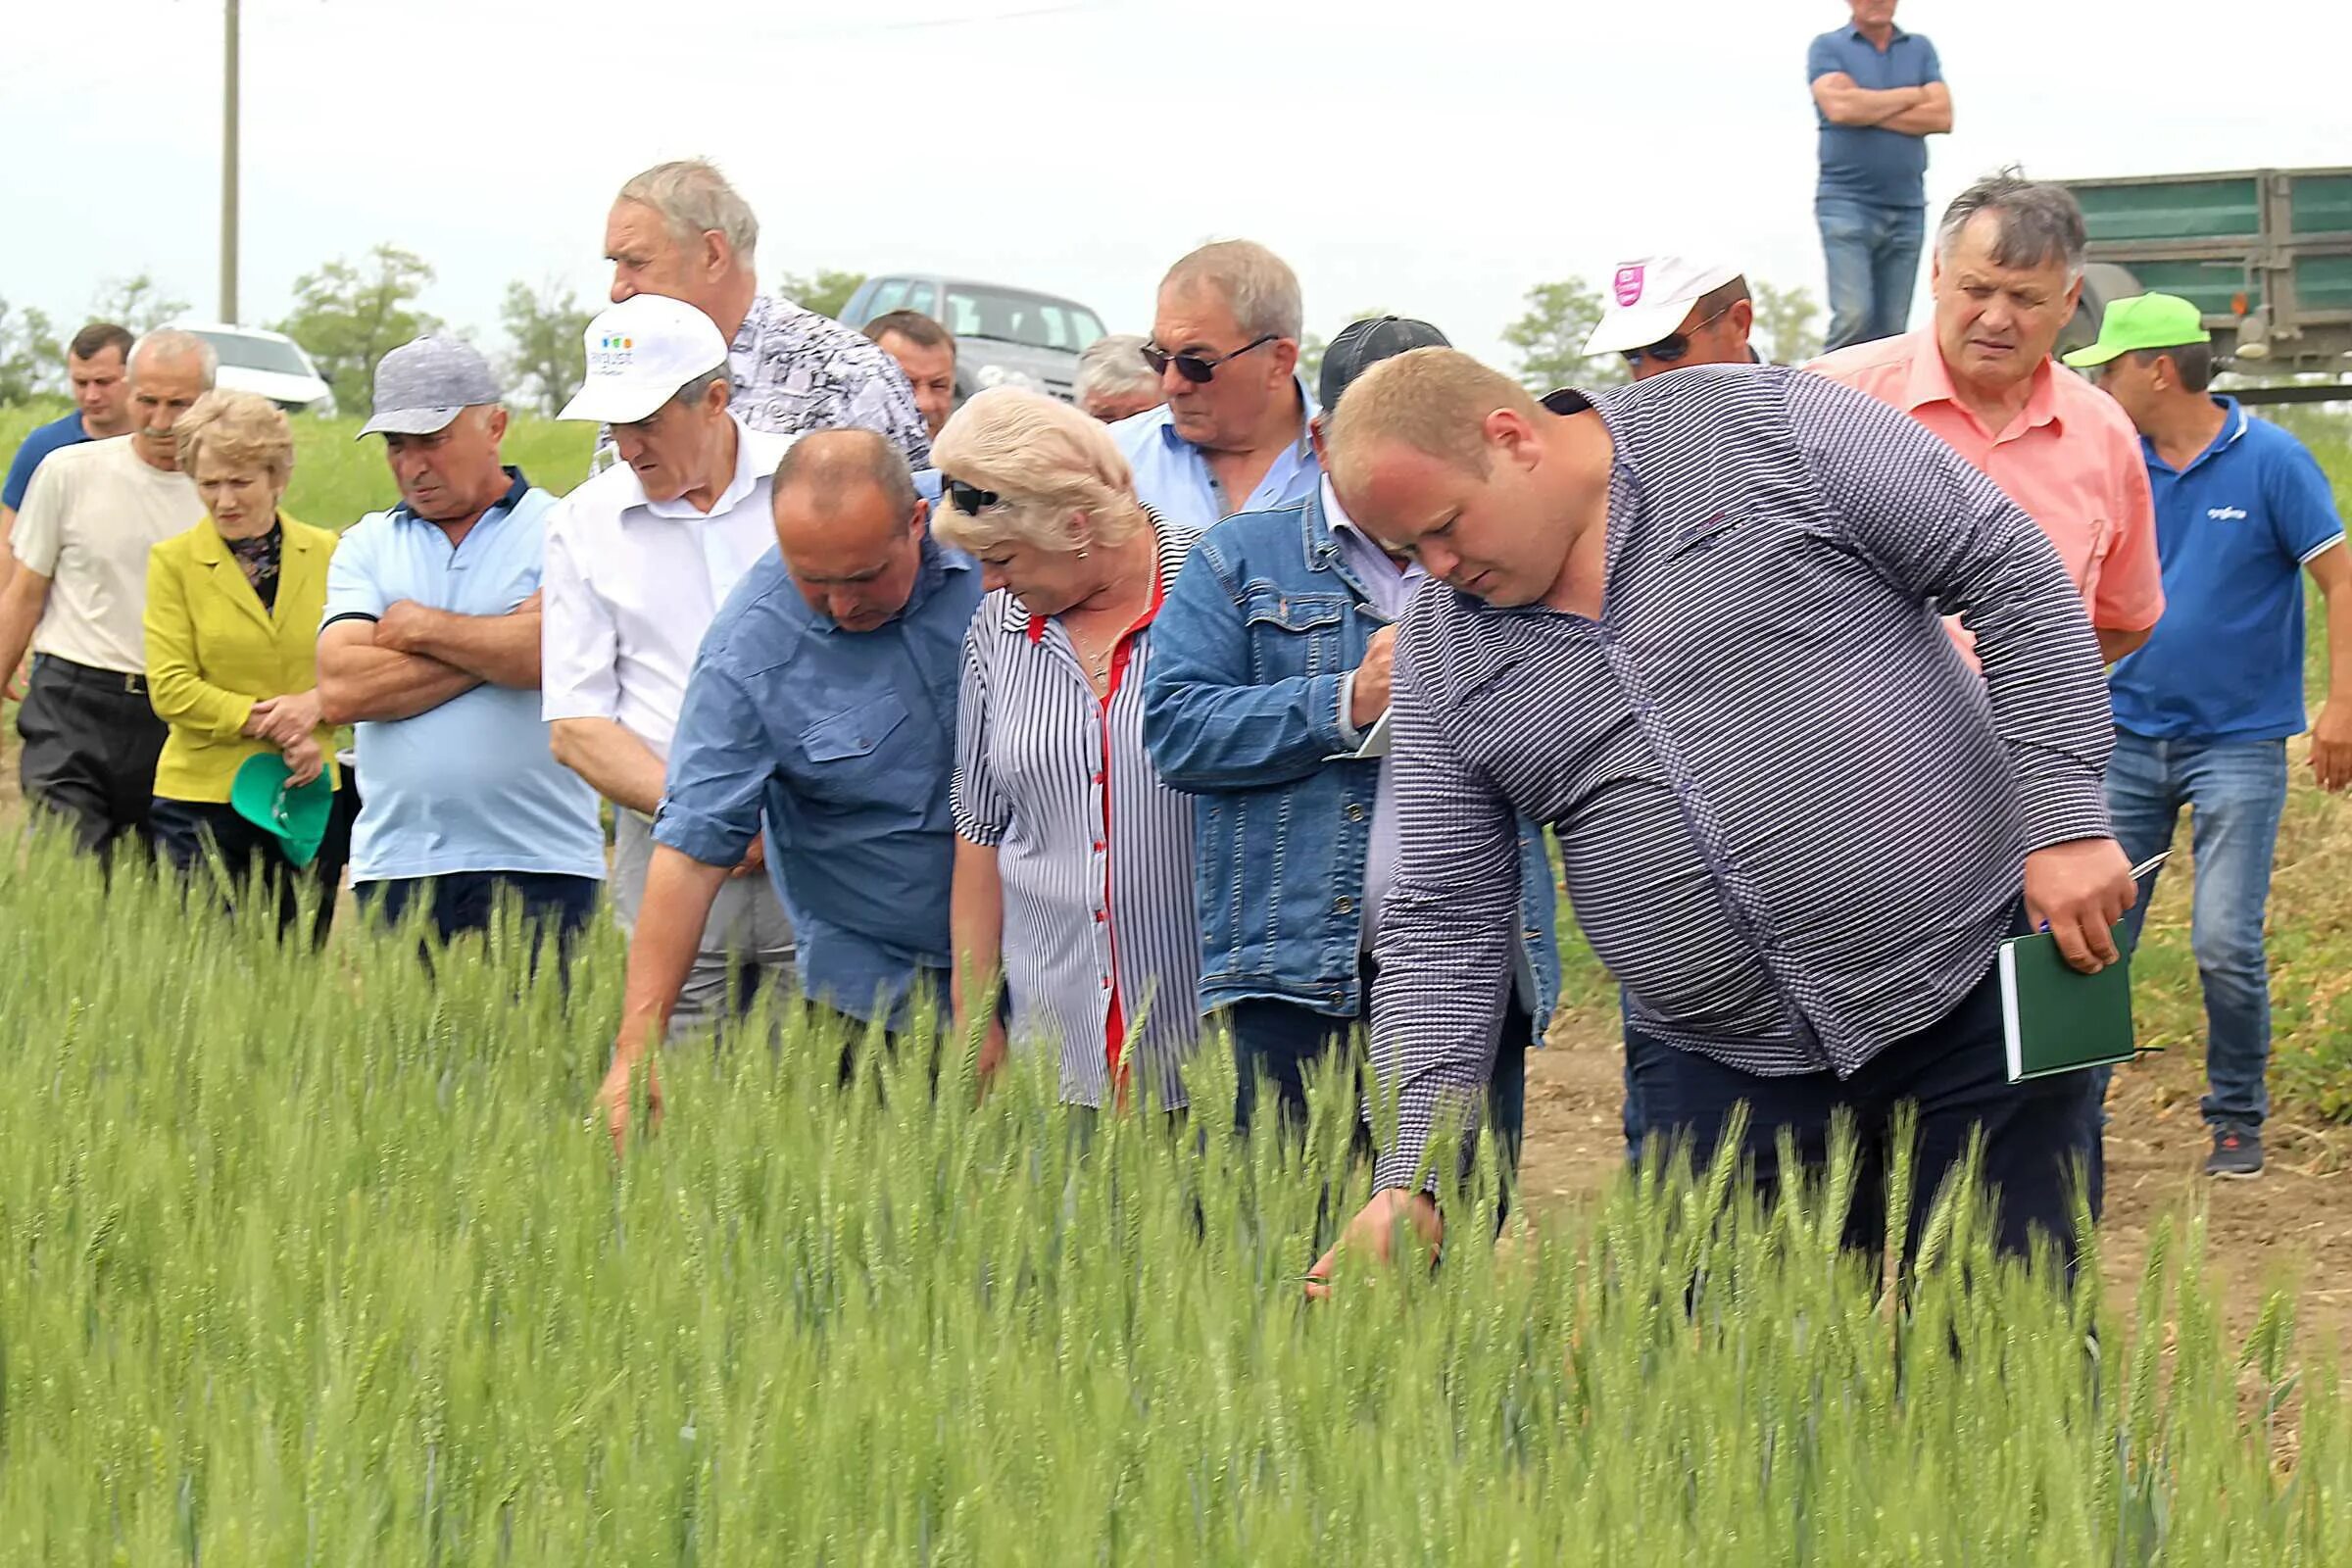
702,229,732,283
2062,274,2084,316
485,406,511,443
1307,414,1329,467
1729,299,1756,338
1269,337,1301,382
909,497,931,539
705,376,732,416
1488,407,1542,471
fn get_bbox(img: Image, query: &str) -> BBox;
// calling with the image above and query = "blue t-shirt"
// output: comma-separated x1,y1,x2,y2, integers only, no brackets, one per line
2109,399,2346,744
320,469,607,883
1807,25,1943,209
3,412,92,512
655,535,981,1023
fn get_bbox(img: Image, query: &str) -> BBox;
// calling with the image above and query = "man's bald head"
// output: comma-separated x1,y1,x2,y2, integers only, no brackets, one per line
770,429,928,633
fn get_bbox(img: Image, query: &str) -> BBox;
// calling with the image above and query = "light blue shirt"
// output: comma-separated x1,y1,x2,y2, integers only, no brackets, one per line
655,535,983,1022
1109,377,1320,535
321,470,607,884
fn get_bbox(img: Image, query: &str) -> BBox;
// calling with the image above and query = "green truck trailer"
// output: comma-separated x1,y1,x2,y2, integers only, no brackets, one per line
2057,166,2352,403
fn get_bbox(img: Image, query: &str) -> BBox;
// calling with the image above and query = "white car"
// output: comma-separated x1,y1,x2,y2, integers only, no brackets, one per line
172,322,335,414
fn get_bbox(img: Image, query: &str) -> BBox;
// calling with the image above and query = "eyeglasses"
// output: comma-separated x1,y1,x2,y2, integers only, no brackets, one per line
1621,306,1734,369
945,478,1002,514
1141,334,1278,384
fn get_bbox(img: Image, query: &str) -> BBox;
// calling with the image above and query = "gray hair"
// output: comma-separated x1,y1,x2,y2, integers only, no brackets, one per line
1159,240,1303,343
127,327,219,390
616,159,760,270
671,367,729,410
1936,170,2087,283
1074,334,1157,411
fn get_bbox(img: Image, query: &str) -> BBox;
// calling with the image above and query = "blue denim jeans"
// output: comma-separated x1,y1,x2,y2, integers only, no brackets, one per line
2099,730,2289,1132
1817,196,1926,352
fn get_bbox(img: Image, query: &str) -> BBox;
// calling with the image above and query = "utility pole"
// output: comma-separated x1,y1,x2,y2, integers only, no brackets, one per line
220,0,240,322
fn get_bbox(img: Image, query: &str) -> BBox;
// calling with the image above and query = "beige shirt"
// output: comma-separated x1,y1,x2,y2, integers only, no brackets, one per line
11,435,202,674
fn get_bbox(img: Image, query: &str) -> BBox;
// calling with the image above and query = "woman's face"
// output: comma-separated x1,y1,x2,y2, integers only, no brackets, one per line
968,509,1100,616
194,449,285,540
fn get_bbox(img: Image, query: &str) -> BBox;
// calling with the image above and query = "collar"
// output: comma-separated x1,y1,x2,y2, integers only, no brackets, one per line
2147,396,2250,476
1152,374,1320,460
637,416,763,520
1896,330,2062,438
1008,509,1185,637
392,466,530,528
1847,23,1908,43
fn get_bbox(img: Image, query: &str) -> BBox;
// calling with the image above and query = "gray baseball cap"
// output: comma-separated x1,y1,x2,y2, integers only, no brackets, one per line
357,333,502,438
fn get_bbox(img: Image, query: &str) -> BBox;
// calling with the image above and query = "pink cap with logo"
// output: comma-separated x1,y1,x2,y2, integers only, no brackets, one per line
1582,256,1740,357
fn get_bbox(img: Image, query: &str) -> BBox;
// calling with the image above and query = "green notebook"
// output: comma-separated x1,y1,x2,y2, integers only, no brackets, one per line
1998,921,2138,1083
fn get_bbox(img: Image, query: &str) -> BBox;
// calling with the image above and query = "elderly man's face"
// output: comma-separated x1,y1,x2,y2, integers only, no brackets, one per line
1336,420,1571,610
774,485,927,632
69,346,133,436
1148,283,1295,452
876,331,956,439
1849,0,1898,29
610,380,732,506
605,200,725,321
1082,384,1164,423
126,352,209,471
382,407,511,522
1933,212,2082,398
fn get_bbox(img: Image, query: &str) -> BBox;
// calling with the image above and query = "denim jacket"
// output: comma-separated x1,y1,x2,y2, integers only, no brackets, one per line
1142,486,1559,1042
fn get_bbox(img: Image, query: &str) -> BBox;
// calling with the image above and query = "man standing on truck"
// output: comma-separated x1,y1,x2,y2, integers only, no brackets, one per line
2065,294,2352,1180
1807,1,1952,350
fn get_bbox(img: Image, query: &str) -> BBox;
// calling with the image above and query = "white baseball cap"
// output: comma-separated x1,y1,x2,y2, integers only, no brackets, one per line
1582,257,1741,357
557,295,729,423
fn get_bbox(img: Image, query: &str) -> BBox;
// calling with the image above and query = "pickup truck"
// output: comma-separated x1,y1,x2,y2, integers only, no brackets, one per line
2058,166,2352,403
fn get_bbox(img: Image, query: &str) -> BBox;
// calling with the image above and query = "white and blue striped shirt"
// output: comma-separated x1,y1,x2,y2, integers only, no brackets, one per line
952,517,1203,1109
1370,367,2116,1191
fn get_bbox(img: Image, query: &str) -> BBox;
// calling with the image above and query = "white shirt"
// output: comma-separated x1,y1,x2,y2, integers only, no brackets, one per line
541,418,794,757
10,435,202,674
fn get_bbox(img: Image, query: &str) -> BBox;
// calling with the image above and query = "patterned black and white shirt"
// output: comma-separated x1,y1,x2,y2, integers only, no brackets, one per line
1368,366,2116,1192
729,292,932,466
952,516,1201,1110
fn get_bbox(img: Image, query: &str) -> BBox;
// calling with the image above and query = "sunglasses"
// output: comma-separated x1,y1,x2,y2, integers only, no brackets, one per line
1621,305,1733,369
1141,333,1278,384
945,478,1002,514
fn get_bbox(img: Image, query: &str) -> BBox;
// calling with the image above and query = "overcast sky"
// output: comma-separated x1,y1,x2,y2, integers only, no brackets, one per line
9,0,2347,372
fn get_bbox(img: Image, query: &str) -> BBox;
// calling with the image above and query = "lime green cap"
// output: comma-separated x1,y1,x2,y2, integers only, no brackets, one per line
229,753,335,868
2062,293,2210,368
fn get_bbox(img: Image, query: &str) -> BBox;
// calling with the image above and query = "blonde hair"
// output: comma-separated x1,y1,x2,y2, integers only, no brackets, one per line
174,390,295,486
1320,347,1540,496
929,388,1148,555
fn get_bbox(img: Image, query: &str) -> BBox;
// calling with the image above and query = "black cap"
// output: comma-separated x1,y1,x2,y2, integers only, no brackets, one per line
1317,316,1451,414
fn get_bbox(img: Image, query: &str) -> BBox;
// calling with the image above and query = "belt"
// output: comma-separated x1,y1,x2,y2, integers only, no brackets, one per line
32,653,149,698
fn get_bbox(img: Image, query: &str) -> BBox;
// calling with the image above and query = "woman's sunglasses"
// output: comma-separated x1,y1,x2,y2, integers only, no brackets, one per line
1140,333,1278,384
945,478,1002,514
1621,305,1733,369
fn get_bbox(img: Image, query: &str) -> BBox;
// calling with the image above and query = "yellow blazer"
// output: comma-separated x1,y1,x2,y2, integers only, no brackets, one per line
144,513,340,804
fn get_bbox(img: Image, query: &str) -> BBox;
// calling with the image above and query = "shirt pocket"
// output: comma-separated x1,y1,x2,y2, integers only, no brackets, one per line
798,693,911,793
1240,585,1352,678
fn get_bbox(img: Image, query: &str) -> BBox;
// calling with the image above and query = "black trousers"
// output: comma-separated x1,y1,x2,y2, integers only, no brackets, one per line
1630,962,2101,1269
151,793,357,948
17,655,168,862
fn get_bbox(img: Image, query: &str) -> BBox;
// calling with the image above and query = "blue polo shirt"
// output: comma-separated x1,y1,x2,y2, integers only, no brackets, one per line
1807,25,1943,208
3,412,93,511
321,468,607,883
2110,399,2346,744
655,534,982,1022
1111,378,1320,535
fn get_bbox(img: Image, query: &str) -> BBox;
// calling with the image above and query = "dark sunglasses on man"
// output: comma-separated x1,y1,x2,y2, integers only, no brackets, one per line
1620,305,1733,370
1140,334,1278,384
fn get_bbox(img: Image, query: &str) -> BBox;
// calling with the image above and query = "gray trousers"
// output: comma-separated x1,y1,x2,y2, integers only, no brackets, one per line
612,811,797,1037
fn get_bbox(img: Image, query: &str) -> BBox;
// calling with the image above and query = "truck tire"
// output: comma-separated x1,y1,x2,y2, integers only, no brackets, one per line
2058,263,2143,359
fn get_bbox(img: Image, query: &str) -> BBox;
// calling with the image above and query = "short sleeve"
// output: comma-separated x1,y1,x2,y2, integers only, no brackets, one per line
1918,39,1945,85
2091,435,2164,634
537,509,622,723
2265,434,2348,564
320,520,387,629
2,431,50,513
653,653,772,868
10,458,69,575
950,615,1011,846
1806,34,1839,82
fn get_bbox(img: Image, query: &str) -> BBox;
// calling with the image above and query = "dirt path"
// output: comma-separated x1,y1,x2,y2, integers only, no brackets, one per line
1519,997,2352,1349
